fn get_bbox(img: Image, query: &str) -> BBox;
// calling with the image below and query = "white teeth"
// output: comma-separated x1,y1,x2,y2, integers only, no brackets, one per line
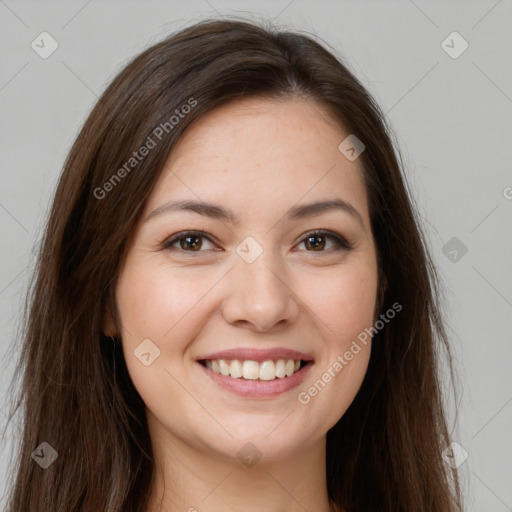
230,359,242,379
242,360,260,380
285,359,295,377
203,358,303,380
219,359,230,376
275,359,286,378
259,360,276,381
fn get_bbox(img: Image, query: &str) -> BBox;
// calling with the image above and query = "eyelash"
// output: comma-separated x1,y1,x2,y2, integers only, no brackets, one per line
161,229,353,255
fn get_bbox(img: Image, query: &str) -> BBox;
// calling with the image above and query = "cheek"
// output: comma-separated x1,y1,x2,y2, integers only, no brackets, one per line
298,260,378,342
114,260,214,421
292,260,376,422
115,260,212,342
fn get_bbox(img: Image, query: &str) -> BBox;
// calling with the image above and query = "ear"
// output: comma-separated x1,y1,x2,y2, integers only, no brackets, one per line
102,303,119,338
374,273,388,321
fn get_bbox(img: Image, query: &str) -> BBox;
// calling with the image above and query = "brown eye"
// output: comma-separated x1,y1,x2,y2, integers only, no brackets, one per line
178,235,202,251
297,231,352,252
162,231,216,252
303,234,327,251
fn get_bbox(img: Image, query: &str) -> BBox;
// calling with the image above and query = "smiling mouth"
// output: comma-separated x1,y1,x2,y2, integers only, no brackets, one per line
198,358,309,381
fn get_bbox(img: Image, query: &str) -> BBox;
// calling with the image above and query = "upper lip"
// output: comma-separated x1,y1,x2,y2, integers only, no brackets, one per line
197,347,314,363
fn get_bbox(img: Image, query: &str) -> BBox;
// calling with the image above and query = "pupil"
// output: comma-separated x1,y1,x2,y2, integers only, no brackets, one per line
306,235,325,251
182,236,201,250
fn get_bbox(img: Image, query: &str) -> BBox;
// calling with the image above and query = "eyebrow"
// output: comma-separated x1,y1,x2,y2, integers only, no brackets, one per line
145,198,365,230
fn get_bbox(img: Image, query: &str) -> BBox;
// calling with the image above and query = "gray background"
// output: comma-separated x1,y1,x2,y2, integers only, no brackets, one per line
0,1,511,510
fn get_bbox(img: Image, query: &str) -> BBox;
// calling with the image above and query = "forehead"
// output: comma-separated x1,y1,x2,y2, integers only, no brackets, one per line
145,97,370,228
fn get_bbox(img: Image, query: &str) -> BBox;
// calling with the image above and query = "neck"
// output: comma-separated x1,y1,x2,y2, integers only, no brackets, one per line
144,412,336,512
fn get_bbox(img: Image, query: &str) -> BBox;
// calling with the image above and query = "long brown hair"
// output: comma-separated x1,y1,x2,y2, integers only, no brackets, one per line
2,17,464,511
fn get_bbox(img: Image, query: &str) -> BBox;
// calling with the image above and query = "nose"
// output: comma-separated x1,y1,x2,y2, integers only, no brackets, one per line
220,250,300,332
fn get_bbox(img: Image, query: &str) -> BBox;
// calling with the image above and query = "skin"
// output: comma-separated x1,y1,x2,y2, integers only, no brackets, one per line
105,97,379,512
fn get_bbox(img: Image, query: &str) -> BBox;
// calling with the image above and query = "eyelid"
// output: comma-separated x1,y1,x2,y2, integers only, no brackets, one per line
161,230,216,252
298,229,353,250
161,229,353,253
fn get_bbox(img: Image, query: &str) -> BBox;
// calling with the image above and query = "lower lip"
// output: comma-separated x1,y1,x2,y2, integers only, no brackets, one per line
197,361,313,398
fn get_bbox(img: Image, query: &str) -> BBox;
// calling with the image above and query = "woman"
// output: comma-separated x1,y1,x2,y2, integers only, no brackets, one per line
3,17,464,512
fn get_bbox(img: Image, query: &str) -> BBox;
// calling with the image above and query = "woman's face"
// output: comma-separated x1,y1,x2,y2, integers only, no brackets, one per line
112,97,379,461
